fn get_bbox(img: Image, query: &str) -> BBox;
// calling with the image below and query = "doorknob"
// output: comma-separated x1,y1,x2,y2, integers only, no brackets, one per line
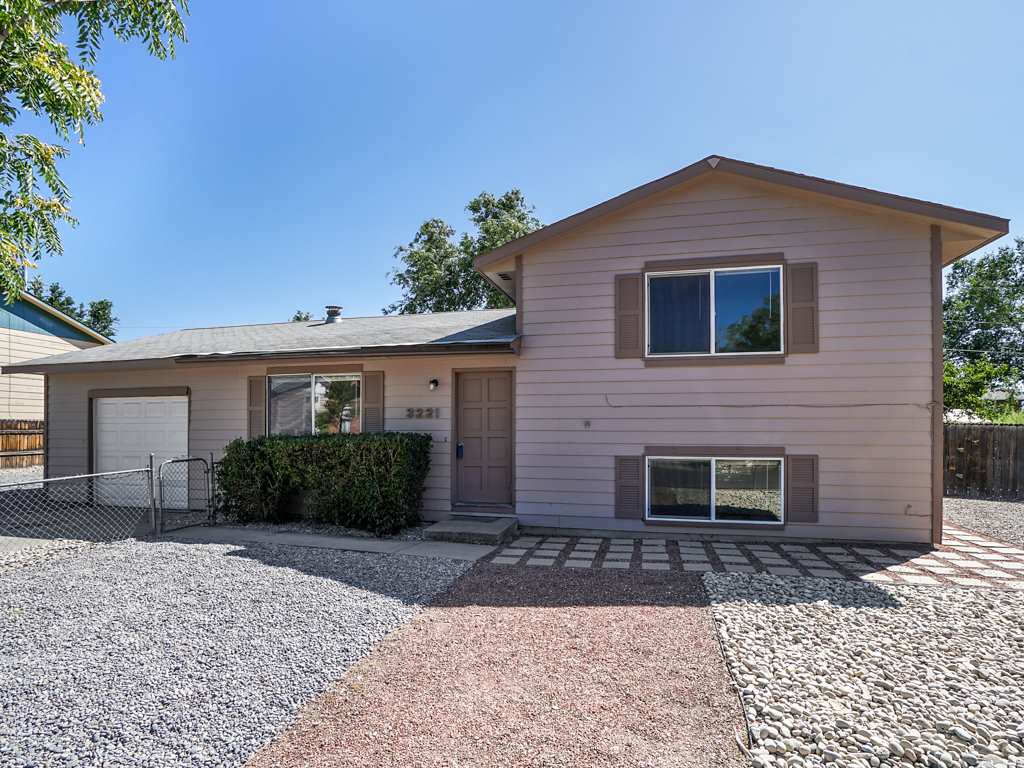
456,442,464,459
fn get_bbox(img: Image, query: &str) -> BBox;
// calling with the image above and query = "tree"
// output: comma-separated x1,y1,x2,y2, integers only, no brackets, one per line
943,358,1017,420
943,238,1024,368
27,274,117,338
385,190,541,314
942,238,1024,417
1,1,188,301
291,310,312,322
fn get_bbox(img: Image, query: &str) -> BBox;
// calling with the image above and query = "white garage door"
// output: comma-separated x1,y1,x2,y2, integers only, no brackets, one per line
94,396,188,507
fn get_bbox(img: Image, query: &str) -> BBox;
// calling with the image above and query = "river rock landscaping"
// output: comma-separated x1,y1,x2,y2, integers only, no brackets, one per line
705,573,1024,768
945,497,1024,548
0,539,468,767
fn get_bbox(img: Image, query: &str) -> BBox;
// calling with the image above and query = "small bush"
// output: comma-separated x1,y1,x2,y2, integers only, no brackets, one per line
216,433,432,535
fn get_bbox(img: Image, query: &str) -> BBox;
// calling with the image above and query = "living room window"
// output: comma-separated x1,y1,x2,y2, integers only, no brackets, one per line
646,265,783,356
267,373,361,436
646,456,784,523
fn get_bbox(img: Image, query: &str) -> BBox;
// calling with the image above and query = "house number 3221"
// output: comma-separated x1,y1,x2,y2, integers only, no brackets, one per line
405,407,440,419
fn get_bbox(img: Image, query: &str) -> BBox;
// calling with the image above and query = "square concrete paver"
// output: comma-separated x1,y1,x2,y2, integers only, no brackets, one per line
641,562,670,571
601,560,630,569
767,566,801,576
565,560,594,569
491,557,522,566
526,558,556,567
683,562,714,572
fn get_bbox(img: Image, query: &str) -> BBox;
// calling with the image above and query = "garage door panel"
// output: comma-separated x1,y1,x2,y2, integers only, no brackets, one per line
94,396,188,508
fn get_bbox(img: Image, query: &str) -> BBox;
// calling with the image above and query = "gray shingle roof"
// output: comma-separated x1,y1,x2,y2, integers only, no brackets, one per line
3,309,517,372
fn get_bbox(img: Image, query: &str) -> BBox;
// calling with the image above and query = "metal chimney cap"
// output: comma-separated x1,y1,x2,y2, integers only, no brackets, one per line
325,305,342,323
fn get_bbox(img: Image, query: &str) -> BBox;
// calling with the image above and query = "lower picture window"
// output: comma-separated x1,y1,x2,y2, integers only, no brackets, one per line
267,373,361,436
646,456,783,524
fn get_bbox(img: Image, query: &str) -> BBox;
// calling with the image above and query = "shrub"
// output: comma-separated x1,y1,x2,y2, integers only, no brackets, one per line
216,433,432,535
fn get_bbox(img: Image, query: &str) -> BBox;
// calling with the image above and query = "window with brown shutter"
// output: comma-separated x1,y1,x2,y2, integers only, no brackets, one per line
785,262,819,353
785,454,819,523
247,376,266,438
362,371,385,432
614,274,643,358
614,456,643,518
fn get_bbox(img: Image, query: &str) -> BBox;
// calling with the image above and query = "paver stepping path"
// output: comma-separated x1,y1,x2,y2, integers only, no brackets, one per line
484,524,1024,589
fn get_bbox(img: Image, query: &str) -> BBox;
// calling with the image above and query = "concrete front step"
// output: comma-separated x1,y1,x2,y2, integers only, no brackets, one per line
424,516,518,546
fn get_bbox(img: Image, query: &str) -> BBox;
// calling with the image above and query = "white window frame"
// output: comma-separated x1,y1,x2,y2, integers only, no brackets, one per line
266,372,362,435
644,264,785,358
644,455,785,525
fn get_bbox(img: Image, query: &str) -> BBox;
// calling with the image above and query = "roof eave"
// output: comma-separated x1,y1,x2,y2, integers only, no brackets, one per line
473,155,1010,268
19,292,113,345
2,339,518,374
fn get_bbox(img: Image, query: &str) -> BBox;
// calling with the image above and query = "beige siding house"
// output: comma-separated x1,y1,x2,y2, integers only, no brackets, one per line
4,157,1009,544
0,292,109,419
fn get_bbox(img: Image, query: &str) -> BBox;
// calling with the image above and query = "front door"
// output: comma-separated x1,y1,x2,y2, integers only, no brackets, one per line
455,370,513,506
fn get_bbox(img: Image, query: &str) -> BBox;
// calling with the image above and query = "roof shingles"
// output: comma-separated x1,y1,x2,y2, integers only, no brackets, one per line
3,309,517,372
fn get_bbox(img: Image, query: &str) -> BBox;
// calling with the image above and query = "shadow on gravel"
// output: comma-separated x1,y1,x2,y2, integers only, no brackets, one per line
208,541,468,605
433,563,905,611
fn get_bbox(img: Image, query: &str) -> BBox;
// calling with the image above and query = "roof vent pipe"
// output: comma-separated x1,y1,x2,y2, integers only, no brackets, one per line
325,305,342,323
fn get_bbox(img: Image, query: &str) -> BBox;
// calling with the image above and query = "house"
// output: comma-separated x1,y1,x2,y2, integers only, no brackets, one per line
0,291,110,420
2,156,1009,544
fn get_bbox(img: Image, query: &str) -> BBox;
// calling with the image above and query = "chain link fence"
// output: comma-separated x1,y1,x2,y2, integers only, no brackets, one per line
0,469,155,542
157,457,213,533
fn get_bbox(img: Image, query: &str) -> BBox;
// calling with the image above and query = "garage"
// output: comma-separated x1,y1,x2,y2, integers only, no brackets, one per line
93,395,188,507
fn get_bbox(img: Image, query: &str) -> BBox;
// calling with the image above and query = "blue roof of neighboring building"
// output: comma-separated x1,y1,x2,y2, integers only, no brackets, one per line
0,294,111,345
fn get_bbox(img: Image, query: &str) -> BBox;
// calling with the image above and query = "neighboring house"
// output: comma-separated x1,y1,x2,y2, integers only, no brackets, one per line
0,291,110,419
3,156,1009,544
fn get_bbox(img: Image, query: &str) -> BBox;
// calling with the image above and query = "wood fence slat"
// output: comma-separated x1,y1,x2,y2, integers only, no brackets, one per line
943,423,1024,499
0,419,44,469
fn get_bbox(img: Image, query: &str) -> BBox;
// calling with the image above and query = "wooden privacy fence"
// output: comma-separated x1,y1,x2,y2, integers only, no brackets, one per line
944,423,1024,499
0,419,43,469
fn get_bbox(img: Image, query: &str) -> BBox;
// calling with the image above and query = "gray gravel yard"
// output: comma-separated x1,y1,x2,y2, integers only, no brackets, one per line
706,573,1024,768
945,497,1024,547
0,539,469,767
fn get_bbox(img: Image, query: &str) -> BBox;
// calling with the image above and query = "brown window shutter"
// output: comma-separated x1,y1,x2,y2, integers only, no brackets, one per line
362,371,385,432
247,376,266,438
614,274,644,358
614,456,644,519
786,262,818,353
786,455,818,523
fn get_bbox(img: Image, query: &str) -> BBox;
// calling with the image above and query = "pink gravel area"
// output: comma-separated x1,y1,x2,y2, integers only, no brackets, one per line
249,564,746,768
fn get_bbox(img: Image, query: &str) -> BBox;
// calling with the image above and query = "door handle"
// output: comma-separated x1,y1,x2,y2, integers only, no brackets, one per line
456,441,464,459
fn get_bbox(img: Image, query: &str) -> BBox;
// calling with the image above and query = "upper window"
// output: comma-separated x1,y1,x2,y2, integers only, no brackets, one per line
267,374,361,436
646,266,782,356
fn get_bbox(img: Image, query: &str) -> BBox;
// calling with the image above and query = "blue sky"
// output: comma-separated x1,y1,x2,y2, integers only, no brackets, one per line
27,1,1024,339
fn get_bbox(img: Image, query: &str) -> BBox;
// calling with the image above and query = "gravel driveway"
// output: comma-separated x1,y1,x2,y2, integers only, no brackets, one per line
945,497,1024,547
251,565,746,768
707,573,1024,768
0,540,469,767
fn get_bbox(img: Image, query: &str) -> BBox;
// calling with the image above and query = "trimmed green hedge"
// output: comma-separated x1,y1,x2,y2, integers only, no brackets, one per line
215,433,432,535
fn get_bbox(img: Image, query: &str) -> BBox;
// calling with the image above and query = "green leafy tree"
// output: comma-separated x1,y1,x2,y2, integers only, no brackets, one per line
291,310,312,322
385,190,541,314
942,238,1024,417
943,238,1024,368
1,1,188,301
27,274,117,338
943,358,1017,420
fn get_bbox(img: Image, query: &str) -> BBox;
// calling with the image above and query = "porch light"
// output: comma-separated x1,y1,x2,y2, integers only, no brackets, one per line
428,378,439,391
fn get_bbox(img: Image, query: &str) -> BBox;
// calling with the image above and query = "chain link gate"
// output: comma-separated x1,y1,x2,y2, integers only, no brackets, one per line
157,457,213,533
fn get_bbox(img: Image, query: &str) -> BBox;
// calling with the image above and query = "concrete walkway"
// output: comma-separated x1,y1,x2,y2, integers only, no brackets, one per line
165,526,496,562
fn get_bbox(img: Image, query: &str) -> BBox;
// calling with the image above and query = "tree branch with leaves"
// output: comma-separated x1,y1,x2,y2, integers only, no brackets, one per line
385,190,541,314
0,0,188,301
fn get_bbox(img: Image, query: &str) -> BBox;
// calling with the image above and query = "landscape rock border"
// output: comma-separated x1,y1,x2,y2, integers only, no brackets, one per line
704,573,1024,768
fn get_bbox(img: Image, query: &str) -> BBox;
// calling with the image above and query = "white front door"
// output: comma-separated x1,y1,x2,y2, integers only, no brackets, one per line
93,396,188,507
